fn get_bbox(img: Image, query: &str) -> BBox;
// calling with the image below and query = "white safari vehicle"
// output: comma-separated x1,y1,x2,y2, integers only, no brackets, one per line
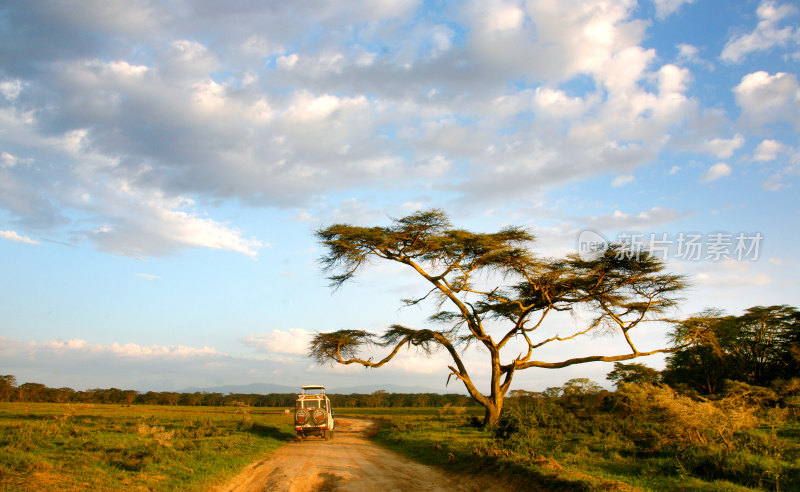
294,385,335,440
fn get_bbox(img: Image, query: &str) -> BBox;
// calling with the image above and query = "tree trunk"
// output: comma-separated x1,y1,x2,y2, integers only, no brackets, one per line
481,349,506,427
482,397,503,427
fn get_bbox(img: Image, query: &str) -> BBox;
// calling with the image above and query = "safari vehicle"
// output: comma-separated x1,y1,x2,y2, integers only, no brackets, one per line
294,385,335,440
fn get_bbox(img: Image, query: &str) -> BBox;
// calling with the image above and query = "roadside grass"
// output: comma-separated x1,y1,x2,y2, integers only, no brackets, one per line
372,412,652,491
0,402,295,491
367,403,800,491
337,407,477,416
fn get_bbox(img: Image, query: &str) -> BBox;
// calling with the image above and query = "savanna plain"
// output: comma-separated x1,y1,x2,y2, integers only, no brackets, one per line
2,381,799,492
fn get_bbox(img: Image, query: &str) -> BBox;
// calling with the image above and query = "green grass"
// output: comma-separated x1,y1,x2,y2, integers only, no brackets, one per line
369,409,800,491
372,413,643,491
0,402,295,491
336,405,483,418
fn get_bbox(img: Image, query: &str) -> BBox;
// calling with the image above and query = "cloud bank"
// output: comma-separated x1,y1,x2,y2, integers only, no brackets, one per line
5,1,794,258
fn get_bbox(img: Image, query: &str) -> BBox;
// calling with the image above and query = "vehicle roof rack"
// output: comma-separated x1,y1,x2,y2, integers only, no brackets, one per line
301,385,326,394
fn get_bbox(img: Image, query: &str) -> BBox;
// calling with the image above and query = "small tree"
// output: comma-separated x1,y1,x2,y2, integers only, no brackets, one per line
310,209,690,426
606,362,661,388
562,377,604,396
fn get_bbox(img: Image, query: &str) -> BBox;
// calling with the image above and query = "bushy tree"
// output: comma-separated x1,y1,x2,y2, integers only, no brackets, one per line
730,305,800,384
606,362,661,388
562,377,604,396
17,382,47,402
0,375,17,401
310,209,690,426
664,305,800,393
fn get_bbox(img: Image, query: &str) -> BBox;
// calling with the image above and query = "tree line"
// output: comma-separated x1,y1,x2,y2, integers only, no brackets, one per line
0,376,475,409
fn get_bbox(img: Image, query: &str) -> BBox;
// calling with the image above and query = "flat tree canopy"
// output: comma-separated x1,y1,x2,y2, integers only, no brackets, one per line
310,209,691,426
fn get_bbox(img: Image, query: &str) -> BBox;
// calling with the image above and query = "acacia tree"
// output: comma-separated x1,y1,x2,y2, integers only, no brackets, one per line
606,362,662,388
310,209,690,426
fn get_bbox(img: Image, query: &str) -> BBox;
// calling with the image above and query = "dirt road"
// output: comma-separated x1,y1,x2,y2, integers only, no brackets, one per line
215,417,507,492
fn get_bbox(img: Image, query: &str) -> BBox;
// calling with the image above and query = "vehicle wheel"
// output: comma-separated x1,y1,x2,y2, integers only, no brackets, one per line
329,430,335,440
312,408,326,425
296,433,303,442
325,429,332,440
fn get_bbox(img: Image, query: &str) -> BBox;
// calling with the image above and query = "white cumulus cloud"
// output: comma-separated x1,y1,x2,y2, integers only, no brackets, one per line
86,183,267,259
701,134,745,158
1,338,224,359
700,162,732,182
721,1,799,63
733,71,800,128
753,139,789,161
244,329,313,355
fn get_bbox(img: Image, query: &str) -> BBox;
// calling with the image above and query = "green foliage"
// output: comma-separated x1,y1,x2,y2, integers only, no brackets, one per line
316,209,536,290
0,376,16,402
606,362,661,388
664,305,800,394
489,383,799,490
375,402,791,491
308,329,378,364
613,383,759,451
561,377,603,396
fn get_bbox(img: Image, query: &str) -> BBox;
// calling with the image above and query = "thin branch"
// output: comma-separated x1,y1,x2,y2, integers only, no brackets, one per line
497,305,551,350
530,317,602,350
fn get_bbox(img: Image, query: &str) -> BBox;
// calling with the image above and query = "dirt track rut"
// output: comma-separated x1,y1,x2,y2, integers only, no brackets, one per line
215,417,507,492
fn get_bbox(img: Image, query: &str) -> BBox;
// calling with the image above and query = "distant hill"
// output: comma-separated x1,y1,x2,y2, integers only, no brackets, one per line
179,382,297,395
179,382,461,395
331,383,461,394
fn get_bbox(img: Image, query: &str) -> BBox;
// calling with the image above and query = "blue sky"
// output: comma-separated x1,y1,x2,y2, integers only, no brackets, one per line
1,0,798,393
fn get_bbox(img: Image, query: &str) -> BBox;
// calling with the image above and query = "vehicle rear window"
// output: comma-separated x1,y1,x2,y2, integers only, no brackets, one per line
298,399,320,409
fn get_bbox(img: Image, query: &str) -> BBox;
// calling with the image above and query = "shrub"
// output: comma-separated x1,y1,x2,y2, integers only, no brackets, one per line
494,406,525,441
437,404,466,419
723,380,779,406
615,383,758,451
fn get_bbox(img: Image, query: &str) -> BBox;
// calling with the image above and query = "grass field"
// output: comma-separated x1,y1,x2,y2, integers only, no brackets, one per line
0,402,295,491
3,402,798,491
